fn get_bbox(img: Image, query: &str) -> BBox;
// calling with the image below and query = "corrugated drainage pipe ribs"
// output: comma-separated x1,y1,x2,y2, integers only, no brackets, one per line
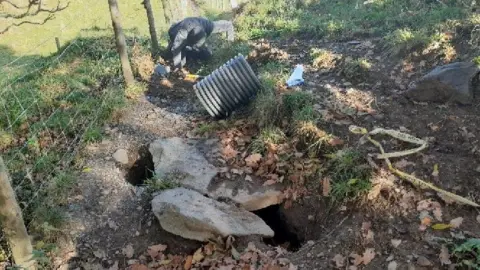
194,54,262,118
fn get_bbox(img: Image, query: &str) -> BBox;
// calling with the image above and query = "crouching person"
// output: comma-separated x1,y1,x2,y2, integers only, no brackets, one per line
166,17,234,72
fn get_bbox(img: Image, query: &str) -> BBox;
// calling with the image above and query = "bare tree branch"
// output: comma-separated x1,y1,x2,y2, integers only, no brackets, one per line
0,0,69,34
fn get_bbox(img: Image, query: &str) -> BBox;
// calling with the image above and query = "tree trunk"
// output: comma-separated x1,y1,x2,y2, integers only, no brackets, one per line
0,156,35,270
142,0,160,57
108,0,135,87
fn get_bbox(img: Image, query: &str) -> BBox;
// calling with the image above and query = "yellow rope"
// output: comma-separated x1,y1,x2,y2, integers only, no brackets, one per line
349,125,479,208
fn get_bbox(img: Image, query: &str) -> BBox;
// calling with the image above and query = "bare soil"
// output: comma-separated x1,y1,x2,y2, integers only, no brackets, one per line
59,37,480,270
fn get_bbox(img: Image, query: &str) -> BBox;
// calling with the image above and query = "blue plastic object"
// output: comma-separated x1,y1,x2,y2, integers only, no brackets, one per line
286,64,305,87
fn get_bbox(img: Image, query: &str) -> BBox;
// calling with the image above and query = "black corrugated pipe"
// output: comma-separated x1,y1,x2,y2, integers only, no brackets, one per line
194,54,262,118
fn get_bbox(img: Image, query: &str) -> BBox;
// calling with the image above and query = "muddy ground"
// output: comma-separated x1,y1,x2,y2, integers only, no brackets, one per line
59,37,480,270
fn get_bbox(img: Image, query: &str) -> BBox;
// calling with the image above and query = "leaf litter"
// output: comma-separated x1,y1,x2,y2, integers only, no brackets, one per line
127,240,297,270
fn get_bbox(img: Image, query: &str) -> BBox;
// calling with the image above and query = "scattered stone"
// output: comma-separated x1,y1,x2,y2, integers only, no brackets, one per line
153,64,170,76
416,256,432,266
208,181,285,211
406,62,480,104
388,261,398,270
112,149,129,165
149,138,218,194
151,188,274,241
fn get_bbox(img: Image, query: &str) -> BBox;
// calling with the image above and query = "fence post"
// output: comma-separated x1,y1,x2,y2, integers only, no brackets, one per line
0,156,36,269
55,37,61,52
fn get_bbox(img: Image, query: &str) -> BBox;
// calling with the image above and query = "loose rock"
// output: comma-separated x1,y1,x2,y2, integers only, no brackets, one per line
406,62,480,104
112,149,129,165
151,188,274,241
208,181,285,211
149,138,218,194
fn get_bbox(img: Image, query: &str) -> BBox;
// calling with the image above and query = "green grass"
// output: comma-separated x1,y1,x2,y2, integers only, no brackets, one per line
326,149,372,202
384,28,431,55
250,127,286,153
144,175,180,193
235,0,468,41
250,61,290,127
474,56,480,66
282,91,317,122
0,34,129,242
341,57,373,83
452,238,480,268
310,48,337,69
0,0,167,57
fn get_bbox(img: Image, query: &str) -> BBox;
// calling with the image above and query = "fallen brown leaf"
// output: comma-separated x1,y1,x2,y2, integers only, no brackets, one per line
332,254,345,268
322,177,331,196
439,245,451,265
365,230,375,243
361,221,371,231
184,255,193,270
263,179,277,186
449,217,463,228
147,244,167,259
350,253,363,266
192,247,204,263
391,239,402,248
394,159,415,169
417,199,435,211
420,216,432,227
328,137,344,146
362,248,375,265
245,153,262,168
433,208,443,222
222,145,239,160
130,264,148,270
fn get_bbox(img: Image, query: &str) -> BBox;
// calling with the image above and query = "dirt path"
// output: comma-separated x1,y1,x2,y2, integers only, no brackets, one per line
60,77,207,269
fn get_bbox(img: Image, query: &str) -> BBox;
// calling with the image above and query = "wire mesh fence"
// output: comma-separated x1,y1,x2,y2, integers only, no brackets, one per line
0,0,244,266
0,21,128,266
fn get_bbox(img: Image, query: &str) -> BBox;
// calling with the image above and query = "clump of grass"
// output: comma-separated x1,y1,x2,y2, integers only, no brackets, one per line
131,42,155,81
294,121,342,157
452,238,480,268
341,57,372,83
125,82,147,100
144,175,179,193
310,48,336,70
83,126,103,143
195,122,222,136
251,88,282,128
250,127,286,153
384,29,430,56
251,61,290,127
0,131,13,150
282,91,317,122
326,149,372,202
474,56,480,66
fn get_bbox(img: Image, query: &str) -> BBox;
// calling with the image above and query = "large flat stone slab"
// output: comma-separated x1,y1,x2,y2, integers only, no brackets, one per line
151,188,274,241
149,138,218,194
208,180,285,211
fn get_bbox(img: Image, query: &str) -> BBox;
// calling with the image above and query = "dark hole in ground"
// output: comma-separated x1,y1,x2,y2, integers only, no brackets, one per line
126,145,154,186
252,204,303,252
